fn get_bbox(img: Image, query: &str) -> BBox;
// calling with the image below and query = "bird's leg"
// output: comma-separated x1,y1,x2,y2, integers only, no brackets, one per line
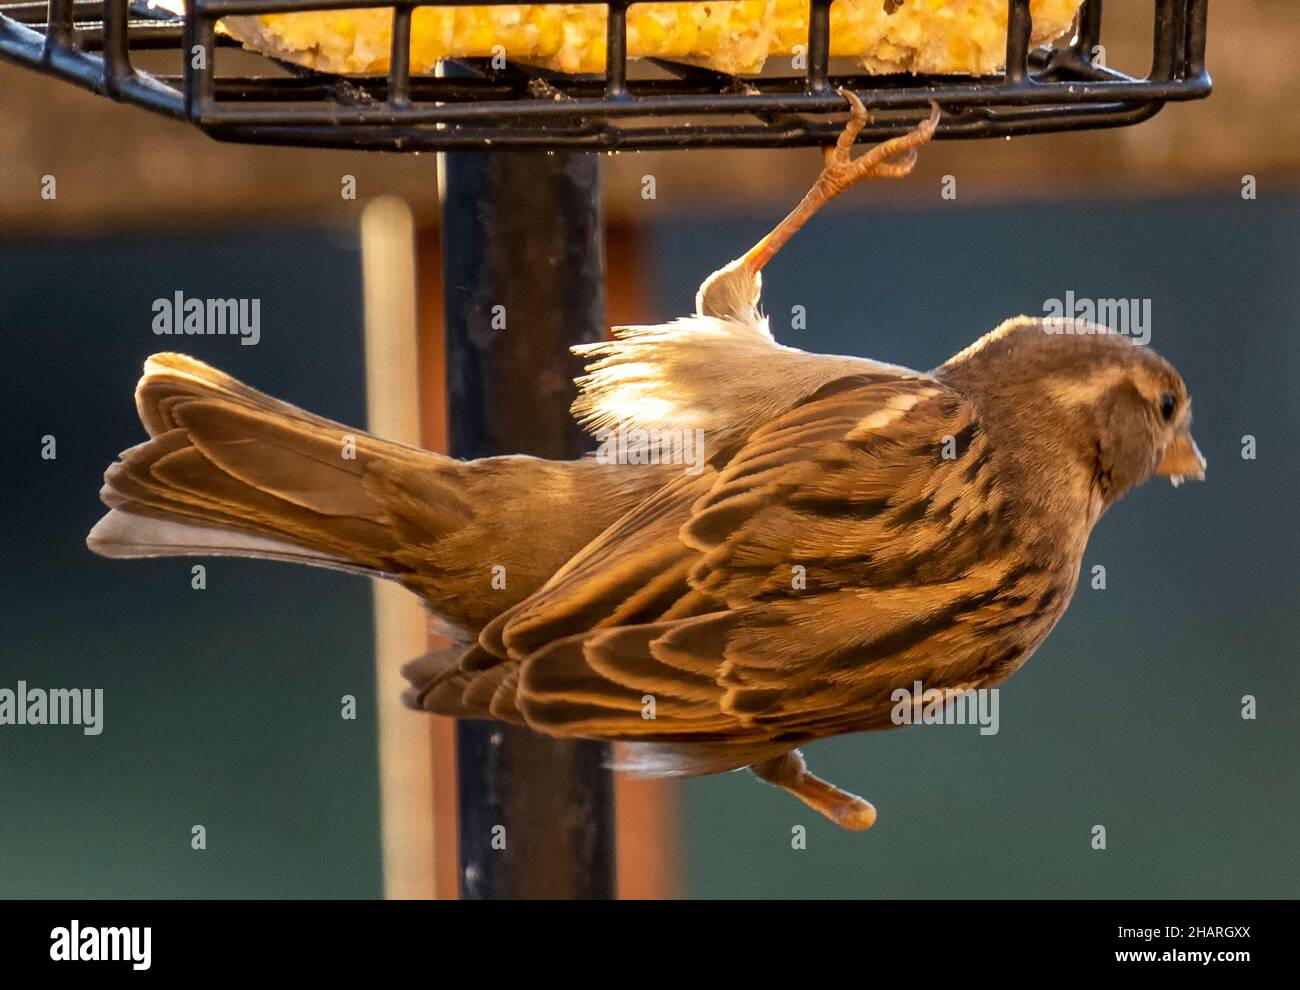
696,93,941,320
741,94,941,275
750,749,878,831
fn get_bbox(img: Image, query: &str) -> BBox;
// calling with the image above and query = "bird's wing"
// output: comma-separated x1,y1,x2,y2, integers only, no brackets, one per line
570,313,918,456
422,373,1060,743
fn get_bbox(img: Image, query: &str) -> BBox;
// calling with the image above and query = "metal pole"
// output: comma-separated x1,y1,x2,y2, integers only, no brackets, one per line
437,147,616,900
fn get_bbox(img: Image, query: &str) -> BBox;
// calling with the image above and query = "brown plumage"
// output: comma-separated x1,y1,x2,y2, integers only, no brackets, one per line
88,97,1206,829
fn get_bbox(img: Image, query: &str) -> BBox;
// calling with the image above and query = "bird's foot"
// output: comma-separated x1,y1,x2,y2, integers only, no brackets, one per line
815,91,941,199
751,749,878,832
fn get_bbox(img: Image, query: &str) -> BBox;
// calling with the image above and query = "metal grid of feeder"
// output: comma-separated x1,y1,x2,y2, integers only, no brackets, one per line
0,0,1210,151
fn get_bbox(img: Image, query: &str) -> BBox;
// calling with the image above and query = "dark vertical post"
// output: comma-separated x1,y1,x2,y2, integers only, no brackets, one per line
437,146,616,900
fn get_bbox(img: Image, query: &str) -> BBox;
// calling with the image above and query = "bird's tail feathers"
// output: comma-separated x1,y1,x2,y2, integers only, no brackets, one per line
87,352,460,583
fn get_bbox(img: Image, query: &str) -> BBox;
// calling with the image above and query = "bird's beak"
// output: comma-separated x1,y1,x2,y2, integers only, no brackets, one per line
1156,430,1207,487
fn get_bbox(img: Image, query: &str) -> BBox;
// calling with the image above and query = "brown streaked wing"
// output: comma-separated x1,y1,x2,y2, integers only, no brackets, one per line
499,375,1035,742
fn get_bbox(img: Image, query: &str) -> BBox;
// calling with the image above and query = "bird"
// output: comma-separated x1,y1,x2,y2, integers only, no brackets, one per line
88,93,1205,830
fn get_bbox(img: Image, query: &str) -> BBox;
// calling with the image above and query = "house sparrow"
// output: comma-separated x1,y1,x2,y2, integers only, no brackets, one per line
88,94,1205,830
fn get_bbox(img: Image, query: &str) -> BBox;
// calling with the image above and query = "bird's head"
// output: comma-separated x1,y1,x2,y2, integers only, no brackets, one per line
937,317,1205,515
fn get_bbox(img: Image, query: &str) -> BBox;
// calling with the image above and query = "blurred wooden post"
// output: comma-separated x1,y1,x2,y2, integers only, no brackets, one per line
360,197,437,899
363,191,678,899
603,227,680,900
437,148,616,899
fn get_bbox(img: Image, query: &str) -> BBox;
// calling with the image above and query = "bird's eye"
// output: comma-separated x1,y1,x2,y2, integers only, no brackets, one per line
1159,393,1177,422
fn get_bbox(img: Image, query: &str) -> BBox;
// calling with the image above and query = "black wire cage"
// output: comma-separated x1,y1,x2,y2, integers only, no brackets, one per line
0,0,1209,151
